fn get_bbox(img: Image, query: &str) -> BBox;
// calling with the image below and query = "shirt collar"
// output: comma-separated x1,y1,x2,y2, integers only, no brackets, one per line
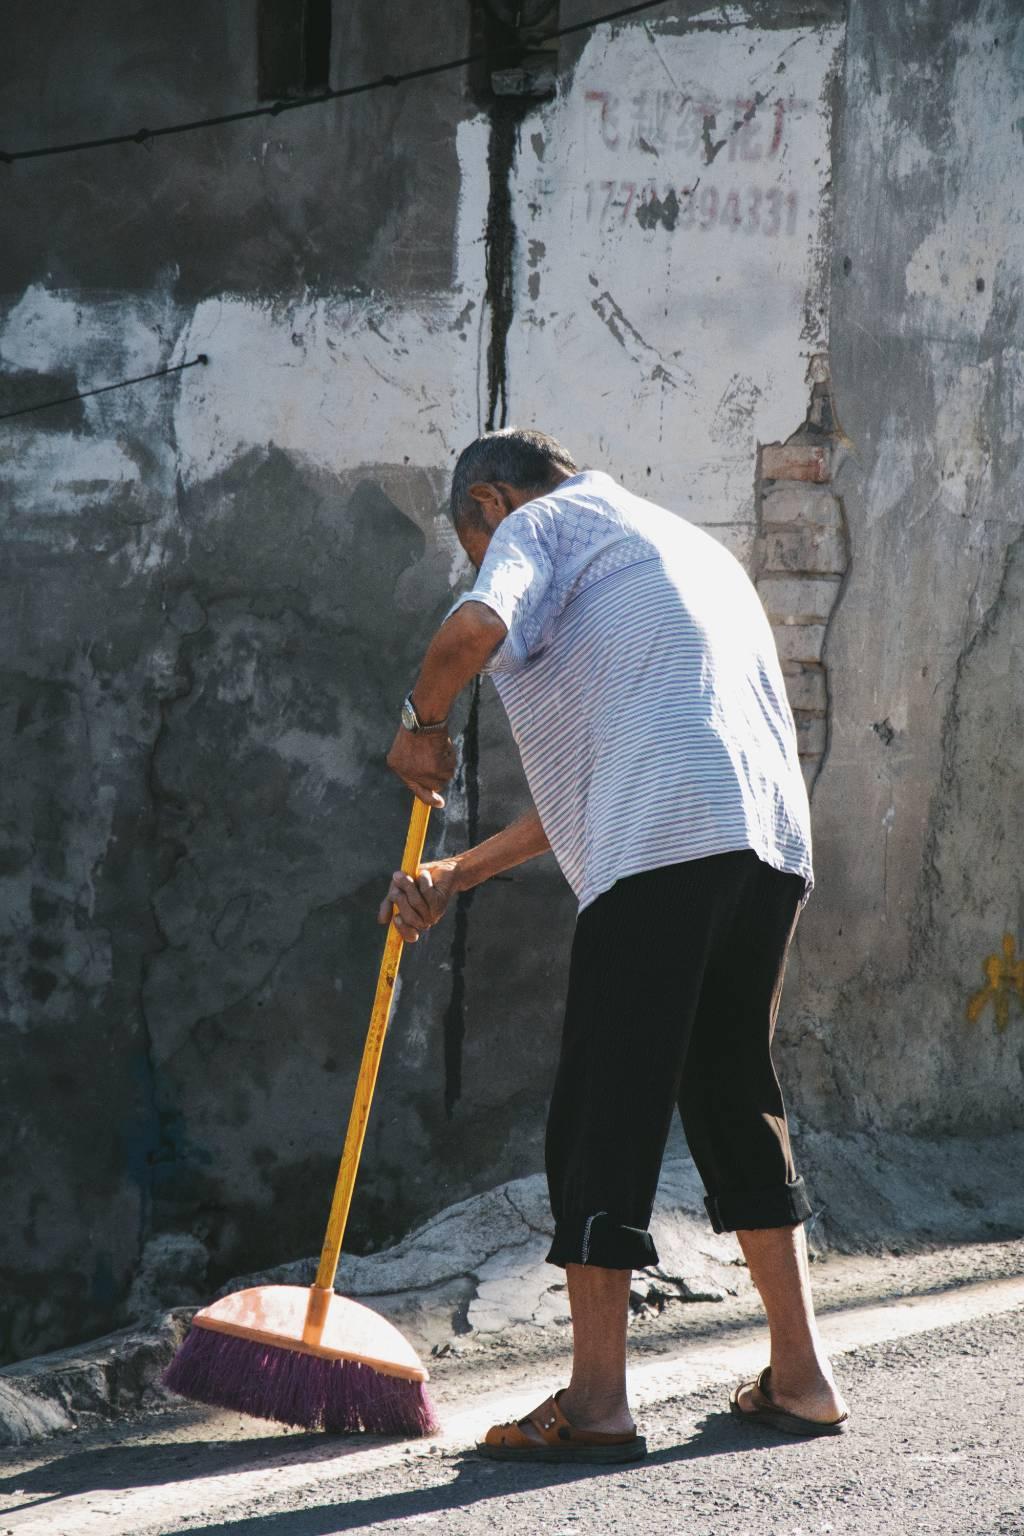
555,468,613,491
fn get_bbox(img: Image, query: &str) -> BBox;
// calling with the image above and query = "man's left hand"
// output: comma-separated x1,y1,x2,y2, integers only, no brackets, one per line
378,860,460,942
386,727,456,808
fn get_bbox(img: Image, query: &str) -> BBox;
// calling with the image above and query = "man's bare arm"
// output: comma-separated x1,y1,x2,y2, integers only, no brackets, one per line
451,807,551,892
386,601,508,806
411,601,507,722
378,808,550,942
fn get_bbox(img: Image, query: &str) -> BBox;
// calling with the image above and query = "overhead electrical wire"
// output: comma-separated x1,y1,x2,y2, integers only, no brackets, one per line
0,0,670,421
0,0,669,163
0,355,209,422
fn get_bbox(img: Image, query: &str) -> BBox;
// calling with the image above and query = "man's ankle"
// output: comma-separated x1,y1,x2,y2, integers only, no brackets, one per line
766,1360,844,1406
773,1357,835,1394
561,1384,633,1428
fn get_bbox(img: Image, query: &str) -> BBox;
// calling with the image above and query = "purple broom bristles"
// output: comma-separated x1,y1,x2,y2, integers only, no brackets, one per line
162,1325,440,1437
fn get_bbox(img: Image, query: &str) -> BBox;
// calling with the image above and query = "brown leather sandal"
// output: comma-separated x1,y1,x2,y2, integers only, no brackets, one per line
478,1390,647,1463
731,1366,849,1437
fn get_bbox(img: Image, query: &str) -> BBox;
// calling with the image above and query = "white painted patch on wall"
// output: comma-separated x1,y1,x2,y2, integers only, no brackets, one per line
431,512,473,589
0,435,141,528
0,285,164,379
172,116,492,494
0,286,183,573
506,21,844,557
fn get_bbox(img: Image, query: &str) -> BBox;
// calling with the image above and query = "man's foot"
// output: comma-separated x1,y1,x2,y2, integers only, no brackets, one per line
509,1388,635,1444
732,1366,848,1436
479,1390,645,1463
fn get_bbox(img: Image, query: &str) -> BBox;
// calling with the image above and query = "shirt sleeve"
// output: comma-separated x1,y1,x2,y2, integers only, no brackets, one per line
445,508,557,675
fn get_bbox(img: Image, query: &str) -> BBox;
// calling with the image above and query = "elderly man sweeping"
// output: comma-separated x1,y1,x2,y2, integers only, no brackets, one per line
381,428,848,1461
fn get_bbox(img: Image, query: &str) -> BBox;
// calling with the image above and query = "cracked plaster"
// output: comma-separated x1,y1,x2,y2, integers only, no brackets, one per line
222,1151,747,1339
785,0,1024,1133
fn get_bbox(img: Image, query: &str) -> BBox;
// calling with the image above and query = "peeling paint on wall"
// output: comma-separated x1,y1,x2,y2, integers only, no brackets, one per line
505,20,843,559
789,0,1024,1140
166,116,491,498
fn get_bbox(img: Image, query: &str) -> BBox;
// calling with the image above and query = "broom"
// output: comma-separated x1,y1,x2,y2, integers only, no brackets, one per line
162,796,439,1436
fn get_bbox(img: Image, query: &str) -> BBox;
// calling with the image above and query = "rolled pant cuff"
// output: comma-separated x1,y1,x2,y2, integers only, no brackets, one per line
704,1176,813,1234
545,1211,659,1271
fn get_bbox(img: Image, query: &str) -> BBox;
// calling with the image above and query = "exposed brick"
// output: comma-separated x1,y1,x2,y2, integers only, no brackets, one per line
772,623,827,664
794,712,827,756
757,575,842,625
761,443,831,483
760,482,842,526
781,663,828,712
758,523,847,575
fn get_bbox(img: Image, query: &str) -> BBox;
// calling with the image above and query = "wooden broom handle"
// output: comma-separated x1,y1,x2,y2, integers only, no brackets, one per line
313,796,432,1292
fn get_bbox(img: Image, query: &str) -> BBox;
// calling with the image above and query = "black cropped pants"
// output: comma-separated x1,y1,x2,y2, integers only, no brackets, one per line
545,850,812,1270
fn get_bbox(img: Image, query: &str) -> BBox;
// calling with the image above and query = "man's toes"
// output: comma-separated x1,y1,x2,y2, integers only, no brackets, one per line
735,1380,768,1416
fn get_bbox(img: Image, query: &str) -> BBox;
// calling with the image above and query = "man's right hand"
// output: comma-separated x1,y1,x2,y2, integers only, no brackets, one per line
385,727,457,808
378,859,461,943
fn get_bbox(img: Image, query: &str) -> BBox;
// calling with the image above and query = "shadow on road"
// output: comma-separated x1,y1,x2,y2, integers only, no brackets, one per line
0,1428,359,1517
163,1410,778,1536
0,1409,789,1527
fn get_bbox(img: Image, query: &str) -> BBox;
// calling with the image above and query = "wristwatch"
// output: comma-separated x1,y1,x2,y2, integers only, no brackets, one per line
401,693,449,734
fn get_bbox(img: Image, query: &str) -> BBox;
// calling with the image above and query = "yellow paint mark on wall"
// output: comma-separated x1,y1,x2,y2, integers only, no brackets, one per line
966,933,1024,1033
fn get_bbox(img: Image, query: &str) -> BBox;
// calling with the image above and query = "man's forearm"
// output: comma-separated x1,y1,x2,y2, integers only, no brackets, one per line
452,808,551,892
411,601,508,723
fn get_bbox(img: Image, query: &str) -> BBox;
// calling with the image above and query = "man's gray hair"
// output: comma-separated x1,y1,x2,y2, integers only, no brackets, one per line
449,428,578,531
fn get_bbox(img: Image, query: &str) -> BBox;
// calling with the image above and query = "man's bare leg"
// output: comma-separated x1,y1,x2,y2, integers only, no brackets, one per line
561,1264,635,1431
516,1264,635,1439
735,1223,847,1423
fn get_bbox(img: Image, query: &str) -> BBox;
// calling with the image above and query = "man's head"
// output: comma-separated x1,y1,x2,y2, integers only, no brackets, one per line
449,428,578,566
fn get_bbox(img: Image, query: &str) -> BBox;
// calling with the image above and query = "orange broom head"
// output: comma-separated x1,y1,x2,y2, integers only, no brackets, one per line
163,1284,437,1435
185,1284,428,1382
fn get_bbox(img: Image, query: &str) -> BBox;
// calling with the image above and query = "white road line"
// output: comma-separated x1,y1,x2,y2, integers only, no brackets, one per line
4,1273,1023,1536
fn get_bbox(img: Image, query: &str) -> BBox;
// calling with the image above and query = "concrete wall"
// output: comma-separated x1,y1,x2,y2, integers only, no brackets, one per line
1,0,1021,1363
784,0,1024,1138
0,0,496,1366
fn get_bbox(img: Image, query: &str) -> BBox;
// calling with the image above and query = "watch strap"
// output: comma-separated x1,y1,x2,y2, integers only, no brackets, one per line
402,693,449,734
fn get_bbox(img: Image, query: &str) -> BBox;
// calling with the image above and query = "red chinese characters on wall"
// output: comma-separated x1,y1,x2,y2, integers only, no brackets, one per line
584,88,808,158
580,88,810,235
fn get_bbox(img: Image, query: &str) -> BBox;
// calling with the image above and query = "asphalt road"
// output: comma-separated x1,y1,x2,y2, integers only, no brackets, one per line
3,1303,1022,1536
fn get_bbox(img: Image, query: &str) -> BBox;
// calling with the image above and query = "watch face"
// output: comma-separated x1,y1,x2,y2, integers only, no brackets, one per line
401,698,418,731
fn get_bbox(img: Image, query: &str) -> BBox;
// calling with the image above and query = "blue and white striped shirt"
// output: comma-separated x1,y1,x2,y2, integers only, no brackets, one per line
448,470,813,912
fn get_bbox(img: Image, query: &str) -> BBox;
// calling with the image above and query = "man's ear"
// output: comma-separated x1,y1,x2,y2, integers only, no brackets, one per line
467,482,512,530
